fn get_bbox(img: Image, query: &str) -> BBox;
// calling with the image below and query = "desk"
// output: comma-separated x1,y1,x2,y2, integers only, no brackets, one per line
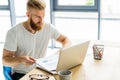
20,41,120,80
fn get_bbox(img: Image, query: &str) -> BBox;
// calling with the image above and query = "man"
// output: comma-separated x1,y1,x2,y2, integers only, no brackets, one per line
2,0,71,80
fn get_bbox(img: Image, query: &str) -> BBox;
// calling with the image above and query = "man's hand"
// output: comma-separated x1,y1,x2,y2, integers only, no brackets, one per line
20,56,36,66
56,34,72,48
3,49,36,67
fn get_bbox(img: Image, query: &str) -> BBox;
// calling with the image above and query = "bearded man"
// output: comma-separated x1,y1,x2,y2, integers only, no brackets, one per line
2,0,71,80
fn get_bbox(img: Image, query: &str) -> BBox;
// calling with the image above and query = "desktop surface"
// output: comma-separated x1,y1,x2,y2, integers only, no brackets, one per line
20,40,120,80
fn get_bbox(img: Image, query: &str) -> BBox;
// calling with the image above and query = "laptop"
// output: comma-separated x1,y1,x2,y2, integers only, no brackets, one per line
35,41,90,74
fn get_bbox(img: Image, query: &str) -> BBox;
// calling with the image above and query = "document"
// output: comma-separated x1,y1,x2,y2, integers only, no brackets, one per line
35,54,59,71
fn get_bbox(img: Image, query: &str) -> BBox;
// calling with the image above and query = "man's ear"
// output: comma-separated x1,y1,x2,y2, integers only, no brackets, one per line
26,12,30,17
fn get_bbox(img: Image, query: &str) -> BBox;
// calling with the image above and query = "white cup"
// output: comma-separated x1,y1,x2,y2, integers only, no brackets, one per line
58,70,72,80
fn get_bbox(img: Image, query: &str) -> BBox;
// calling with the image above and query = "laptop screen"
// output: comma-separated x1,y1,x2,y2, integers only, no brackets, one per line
56,41,90,71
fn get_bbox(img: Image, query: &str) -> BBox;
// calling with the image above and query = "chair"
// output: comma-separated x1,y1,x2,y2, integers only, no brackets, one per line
3,66,12,80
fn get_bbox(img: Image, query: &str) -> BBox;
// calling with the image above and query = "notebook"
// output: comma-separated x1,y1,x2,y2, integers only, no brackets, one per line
35,41,90,74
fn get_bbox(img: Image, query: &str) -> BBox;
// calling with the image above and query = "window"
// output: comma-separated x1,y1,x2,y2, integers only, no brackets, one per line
51,0,99,47
53,0,98,11
0,11,11,42
58,0,94,6
0,0,9,10
0,0,8,5
101,0,120,42
0,0,11,42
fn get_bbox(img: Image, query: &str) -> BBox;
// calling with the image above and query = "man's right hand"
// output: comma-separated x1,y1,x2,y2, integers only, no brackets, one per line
20,56,36,66
3,49,36,67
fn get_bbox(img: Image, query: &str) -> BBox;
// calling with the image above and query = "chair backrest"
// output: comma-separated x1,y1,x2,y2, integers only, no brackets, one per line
3,66,12,80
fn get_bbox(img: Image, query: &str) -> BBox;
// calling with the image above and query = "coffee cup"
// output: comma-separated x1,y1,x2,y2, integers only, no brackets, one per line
58,70,72,80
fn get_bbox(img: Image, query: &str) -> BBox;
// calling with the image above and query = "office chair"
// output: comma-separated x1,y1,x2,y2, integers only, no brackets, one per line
3,66,12,80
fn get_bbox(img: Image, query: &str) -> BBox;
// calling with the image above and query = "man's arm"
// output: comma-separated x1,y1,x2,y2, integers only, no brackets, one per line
56,34,72,47
2,49,36,67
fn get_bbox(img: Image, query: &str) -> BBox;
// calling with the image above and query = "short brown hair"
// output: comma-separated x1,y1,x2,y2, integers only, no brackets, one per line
27,0,46,11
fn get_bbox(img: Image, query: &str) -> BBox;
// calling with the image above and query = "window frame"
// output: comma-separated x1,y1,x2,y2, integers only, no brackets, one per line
0,0,16,26
53,0,98,12
0,5,9,10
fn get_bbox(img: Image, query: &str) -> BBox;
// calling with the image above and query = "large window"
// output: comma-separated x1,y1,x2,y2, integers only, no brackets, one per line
53,0,98,11
52,0,120,44
52,0,99,47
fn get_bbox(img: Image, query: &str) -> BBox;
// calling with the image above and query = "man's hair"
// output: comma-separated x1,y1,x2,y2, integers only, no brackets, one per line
27,0,46,11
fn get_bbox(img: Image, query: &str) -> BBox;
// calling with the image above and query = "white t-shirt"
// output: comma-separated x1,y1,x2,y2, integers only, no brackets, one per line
4,22,61,73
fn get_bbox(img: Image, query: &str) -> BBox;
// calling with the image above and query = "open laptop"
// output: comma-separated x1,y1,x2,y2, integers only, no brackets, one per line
35,41,90,74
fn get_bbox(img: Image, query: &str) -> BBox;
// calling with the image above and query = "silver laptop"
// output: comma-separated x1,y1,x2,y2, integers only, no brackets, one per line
36,41,90,74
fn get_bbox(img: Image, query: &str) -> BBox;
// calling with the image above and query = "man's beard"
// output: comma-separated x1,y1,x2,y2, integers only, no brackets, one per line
30,18,43,31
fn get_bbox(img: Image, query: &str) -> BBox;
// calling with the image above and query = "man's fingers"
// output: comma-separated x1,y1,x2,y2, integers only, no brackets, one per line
29,57,36,62
22,56,36,66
